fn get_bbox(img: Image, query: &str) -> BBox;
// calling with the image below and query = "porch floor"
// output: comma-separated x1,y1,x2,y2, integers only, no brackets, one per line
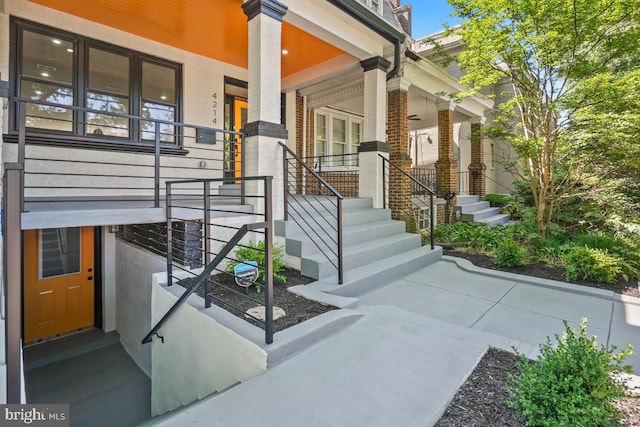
24,330,151,427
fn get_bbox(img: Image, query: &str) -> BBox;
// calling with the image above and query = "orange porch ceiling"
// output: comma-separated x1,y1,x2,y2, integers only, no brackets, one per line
28,0,346,77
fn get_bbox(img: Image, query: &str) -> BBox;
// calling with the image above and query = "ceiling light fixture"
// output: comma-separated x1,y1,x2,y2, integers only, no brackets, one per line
41,72,49,77
160,95,167,100
67,48,74,53
52,39,62,45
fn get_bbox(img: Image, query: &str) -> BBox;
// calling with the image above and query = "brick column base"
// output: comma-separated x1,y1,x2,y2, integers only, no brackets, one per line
389,153,413,230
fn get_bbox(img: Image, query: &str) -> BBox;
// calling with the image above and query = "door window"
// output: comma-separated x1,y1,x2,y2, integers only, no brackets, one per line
39,227,81,279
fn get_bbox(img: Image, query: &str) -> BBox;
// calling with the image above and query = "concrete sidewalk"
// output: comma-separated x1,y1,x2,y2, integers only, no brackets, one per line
149,255,640,427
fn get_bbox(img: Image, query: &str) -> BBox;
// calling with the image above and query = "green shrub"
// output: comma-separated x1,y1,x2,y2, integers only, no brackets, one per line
485,193,514,207
563,246,623,284
227,240,287,292
507,318,633,427
493,239,527,267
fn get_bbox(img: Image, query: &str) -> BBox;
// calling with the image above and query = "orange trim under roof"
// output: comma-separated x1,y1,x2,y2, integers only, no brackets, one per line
27,0,346,77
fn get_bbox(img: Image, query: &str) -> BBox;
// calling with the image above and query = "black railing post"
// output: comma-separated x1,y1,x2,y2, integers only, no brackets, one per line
154,121,161,207
203,181,211,308
430,193,435,250
240,134,246,205
4,164,24,403
264,176,274,344
337,197,344,285
281,143,289,221
166,182,173,287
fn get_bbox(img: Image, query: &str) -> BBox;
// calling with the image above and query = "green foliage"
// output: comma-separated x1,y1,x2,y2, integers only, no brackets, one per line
493,238,527,267
485,193,514,208
227,240,287,292
434,222,506,252
507,318,633,427
563,246,622,284
446,0,640,241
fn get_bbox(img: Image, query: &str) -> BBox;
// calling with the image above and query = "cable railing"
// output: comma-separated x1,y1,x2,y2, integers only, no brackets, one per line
280,142,344,284
142,176,275,345
410,167,470,196
382,156,435,250
301,153,359,198
8,97,245,208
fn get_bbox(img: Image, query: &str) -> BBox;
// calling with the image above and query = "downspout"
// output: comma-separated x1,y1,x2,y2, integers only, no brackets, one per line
325,0,405,80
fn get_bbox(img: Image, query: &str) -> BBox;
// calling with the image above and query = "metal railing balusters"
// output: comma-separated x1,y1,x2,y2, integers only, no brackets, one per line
279,142,344,284
380,155,435,250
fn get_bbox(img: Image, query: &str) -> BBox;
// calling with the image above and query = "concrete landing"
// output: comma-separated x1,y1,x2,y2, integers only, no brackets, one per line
147,254,640,427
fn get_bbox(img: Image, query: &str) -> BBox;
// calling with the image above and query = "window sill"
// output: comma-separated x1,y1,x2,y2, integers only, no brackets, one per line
2,132,189,156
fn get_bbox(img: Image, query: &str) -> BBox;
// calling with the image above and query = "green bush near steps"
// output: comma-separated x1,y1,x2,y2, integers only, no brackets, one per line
507,318,633,427
226,240,287,292
563,246,622,284
493,238,527,267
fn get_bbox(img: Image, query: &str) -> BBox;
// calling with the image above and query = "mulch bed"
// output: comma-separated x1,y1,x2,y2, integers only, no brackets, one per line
179,267,335,332
435,347,640,426
444,249,640,298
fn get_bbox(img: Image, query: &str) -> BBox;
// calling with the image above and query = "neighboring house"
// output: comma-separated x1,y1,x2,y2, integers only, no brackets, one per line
0,0,495,414
412,28,520,196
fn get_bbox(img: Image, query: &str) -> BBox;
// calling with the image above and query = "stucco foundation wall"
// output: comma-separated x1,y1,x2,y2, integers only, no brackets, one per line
150,275,267,416
115,240,166,377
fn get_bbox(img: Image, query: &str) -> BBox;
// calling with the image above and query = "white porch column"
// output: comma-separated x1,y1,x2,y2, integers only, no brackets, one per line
242,0,288,219
358,56,390,208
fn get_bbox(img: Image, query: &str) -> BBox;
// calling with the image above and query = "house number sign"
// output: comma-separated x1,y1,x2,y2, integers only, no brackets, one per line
211,92,218,125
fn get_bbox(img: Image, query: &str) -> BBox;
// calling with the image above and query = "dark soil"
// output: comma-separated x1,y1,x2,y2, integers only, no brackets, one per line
435,347,640,427
180,267,335,332
444,249,640,298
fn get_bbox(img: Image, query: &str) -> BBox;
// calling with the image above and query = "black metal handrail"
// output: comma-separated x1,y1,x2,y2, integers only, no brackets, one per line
142,222,273,344
301,153,359,171
280,142,344,284
143,175,274,344
10,97,245,208
381,155,435,250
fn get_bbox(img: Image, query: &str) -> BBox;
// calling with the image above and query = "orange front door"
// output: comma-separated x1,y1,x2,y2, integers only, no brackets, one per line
24,227,95,343
233,98,248,179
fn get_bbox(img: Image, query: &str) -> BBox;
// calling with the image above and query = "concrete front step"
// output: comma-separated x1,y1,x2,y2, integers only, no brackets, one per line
218,183,241,197
284,219,407,258
455,200,490,214
461,207,502,222
478,214,510,226
455,195,480,205
301,233,422,279
275,207,392,236
292,245,443,299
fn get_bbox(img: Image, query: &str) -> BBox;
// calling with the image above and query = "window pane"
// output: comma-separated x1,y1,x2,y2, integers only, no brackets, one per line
351,122,361,147
142,61,176,104
22,30,74,85
21,82,73,131
141,102,176,142
88,48,130,95
87,93,129,137
40,228,81,279
332,118,346,143
316,114,326,139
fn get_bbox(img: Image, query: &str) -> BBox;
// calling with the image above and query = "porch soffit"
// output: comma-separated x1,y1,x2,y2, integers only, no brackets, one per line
27,0,347,78
404,61,494,119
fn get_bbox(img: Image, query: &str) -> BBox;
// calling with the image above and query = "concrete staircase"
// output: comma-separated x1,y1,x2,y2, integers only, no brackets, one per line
455,195,509,226
275,196,442,300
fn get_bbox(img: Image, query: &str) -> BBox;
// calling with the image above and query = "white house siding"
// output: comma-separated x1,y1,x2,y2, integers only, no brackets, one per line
1,0,249,198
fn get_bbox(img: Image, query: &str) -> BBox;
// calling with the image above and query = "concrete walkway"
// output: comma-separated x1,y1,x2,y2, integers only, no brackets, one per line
149,255,640,427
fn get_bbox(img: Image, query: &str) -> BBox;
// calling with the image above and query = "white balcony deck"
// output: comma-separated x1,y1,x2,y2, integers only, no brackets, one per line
22,198,252,230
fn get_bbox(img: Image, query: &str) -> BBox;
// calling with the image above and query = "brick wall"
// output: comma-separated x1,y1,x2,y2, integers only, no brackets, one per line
317,172,359,197
387,88,412,222
435,107,457,222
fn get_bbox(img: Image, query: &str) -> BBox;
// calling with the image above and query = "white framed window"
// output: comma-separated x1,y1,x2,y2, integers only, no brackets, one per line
314,109,362,169
361,0,382,14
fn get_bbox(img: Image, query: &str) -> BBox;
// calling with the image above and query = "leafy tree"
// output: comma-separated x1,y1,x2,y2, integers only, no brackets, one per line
446,0,640,240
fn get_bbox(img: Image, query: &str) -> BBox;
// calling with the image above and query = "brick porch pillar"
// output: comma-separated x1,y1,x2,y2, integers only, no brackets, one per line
435,100,457,223
358,56,390,208
387,77,412,224
242,0,289,218
469,116,487,199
